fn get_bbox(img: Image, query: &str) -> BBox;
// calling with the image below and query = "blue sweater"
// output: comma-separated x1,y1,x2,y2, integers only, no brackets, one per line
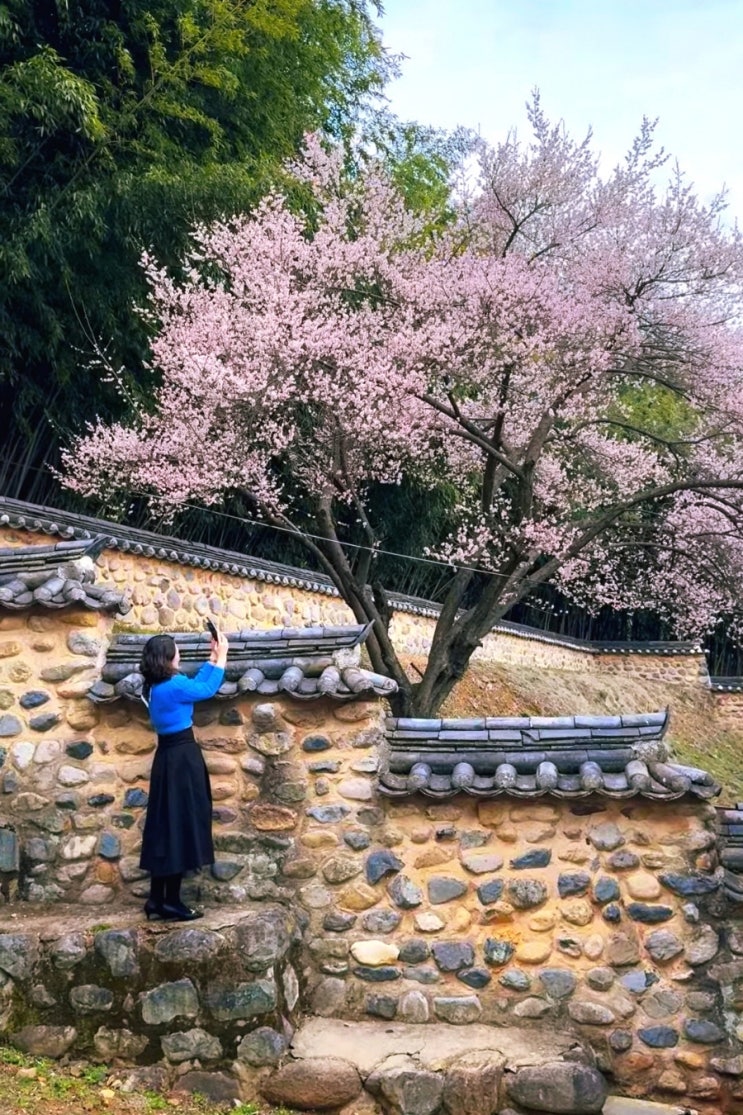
148,662,225,735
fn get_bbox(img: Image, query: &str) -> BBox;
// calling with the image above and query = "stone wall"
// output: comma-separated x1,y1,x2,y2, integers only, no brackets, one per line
1,525,715,684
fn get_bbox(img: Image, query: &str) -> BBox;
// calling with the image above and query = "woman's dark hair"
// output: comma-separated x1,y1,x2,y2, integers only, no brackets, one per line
140,635,178,698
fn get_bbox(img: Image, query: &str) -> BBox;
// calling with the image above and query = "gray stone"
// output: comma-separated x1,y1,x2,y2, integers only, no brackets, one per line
236,1026,287,1066
683,1018,725,1043
20,691,50,710
589,822,625,851
353,966,401,982
31,984,56,1008
0,715,22,737
211,859,242,881
432,941,475,972
399,939,429,964
11,1025,77,1059
682,902,700,923
29,712,60,732
685,925,719,965
510,849,551,869
403,966,440,984
645,928,684,963
607,849,639,870
0,933,35,980
609,1030,633,1053
456,967,491,990
253,703,280,731
366,849,404,885
94,930,139,977
540,968,577,999
619,970,657,995
593,878,620,905
312,977,347,1016
307,804,350,823
389,874,424,908
235,906,293,971
203,978,276,1020
67,631,101,656
499,968,531,991
641,989,683,1019
659,871,720,897
66,741,93,760
70,984,114,1013
309,759,340,773
602,903,622,923
586,967,615,991
568,1000,615,1025
93,1027,148,1060
324,911,358,932
638,1026,679,1048
140,979,199,1024
626,903,674,924
0,828,19,872
398,989,430,1023
154,928,223,965
26,836,55,862
484,938,515,967
162,1028,223,1063
507,878,548,909
362,909,402,933
475,878,504,905
51,933,86,970
461,850,503,874
513,997,551,1019
558,872,591,898
322,853,362,884
261,1060,361,1112
366,994,398,1019
507,1061,608,1113
433,995,482,1023
367,1057,443,1115
428,876,468,904
176,1071,241,1104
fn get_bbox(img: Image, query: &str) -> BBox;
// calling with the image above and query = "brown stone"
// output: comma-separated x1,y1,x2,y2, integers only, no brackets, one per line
561,900,593,926
249,804,297,831
441,1050,505,1115
657,1070,688,1095
516,940,552,964
605,933,640,967
477,802,507,828
302,830,339,849
333,702,377,722
688,1075,720,1099
414,847,455,869
66,700,99,731
411,826,434,843
322,855,362,885
199,735,245,753
616,1052,654,1075
338,882,379,911
115,736,156,755
261,1057,362,1110
0,641,22,657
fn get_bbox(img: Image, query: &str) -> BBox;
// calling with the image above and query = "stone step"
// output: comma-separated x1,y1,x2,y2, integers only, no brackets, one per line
290,1016,580,1074
604,1099,695,1115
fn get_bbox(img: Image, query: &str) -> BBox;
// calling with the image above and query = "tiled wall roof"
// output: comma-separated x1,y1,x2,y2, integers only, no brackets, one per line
90,624,398,704
380,711,720,802
0,538,130,614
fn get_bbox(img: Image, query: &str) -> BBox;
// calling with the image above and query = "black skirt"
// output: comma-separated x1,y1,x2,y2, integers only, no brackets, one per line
139,727,214,876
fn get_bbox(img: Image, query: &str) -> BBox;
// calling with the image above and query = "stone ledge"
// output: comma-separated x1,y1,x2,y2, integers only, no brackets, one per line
0,901,302,1073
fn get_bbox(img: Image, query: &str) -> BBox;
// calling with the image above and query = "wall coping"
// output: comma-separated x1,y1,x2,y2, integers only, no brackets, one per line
0,496,704,659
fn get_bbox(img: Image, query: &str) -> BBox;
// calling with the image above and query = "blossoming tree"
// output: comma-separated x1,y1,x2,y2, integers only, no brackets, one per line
64,99,743,716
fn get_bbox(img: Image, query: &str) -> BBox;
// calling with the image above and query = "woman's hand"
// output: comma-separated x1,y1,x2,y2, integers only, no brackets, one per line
210,630,229,668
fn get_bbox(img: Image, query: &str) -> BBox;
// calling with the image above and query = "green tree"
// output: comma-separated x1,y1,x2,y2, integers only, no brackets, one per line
0,0,388,498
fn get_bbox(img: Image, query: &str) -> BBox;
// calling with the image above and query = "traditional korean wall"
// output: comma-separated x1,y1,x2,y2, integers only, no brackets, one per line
1,525,712,684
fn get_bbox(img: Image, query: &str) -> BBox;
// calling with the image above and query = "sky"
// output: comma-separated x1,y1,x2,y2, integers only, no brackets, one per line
378,0,743,221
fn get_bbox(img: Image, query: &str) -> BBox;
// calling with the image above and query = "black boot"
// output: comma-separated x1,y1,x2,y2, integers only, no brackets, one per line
159,900,204,921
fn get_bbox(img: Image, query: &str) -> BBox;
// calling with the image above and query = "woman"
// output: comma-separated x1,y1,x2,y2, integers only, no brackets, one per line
138,628,229,921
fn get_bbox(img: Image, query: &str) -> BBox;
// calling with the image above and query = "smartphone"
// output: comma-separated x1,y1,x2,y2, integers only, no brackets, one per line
205,618,219,641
